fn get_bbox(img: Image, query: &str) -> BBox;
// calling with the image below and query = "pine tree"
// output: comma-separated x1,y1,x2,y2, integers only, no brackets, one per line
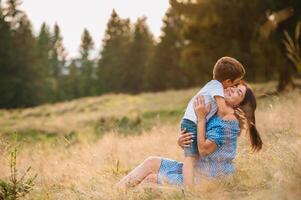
97,10,131,93
147,7,190,91
49,23,67,100
124,17,154,93
49,23,67,78
0,0,15,107
37,22,56,102
12,15,45,107
1,0,46,108
64,59,80,99
78,28,96,96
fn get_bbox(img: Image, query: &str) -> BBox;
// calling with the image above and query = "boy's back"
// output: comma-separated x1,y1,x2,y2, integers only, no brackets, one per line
183,80,224,123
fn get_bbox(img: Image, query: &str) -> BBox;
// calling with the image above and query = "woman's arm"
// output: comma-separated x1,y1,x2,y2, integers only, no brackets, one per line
196,118,217,155
194,96,217,156
177,130,194,149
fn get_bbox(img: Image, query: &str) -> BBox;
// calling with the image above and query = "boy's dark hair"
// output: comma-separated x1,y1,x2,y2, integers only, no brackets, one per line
213,56,245,82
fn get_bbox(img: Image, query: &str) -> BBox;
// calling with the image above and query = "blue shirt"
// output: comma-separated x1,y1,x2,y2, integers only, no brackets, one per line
157,114,240,186
196,114,240,177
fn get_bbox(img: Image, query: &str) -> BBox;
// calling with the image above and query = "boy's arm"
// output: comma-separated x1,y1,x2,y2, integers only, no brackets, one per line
194,96,217,156
214,96,229,117
207,80,229,117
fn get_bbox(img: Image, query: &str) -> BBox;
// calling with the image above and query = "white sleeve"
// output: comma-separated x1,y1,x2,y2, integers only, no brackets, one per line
208,80,224,98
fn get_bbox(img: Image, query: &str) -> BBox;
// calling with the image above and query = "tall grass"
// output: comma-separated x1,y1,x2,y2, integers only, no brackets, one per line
0,84,300,199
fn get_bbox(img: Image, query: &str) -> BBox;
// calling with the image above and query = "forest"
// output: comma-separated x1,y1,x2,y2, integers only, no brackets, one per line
0,0,301,108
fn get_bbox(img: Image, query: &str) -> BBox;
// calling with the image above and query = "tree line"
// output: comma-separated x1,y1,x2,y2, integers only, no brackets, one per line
0,0,300,109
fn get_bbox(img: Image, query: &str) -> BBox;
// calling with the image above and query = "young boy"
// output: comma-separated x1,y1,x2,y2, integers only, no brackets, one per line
181,56,245,186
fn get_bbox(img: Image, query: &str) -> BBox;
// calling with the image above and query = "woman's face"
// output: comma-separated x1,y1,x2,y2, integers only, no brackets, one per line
224,84,246,106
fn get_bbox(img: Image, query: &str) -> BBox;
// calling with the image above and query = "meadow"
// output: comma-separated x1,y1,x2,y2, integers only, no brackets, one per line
0,82,300,200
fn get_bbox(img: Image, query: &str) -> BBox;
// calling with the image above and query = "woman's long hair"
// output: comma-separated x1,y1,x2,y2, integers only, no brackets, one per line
234,86,263,152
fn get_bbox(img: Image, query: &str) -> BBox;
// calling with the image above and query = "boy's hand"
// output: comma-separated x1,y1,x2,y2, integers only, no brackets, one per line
193,95,211,120
177,129,194,149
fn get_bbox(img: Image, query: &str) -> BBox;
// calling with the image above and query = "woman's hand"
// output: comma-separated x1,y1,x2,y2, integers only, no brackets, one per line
193,95,211,120
177,129,194,149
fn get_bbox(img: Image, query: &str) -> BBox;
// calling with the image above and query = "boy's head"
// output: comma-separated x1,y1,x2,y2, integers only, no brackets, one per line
213,56,245,88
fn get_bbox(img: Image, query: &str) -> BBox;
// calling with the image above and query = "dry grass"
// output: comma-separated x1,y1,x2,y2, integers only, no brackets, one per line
0,83,300,199
0,89,191,137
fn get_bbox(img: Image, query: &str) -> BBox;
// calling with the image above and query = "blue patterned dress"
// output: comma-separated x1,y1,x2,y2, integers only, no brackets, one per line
157,114,240,185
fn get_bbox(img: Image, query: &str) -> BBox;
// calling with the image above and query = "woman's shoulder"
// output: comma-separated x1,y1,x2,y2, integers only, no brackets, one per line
208,114,238,126
207,114,239,138
210,114,239,129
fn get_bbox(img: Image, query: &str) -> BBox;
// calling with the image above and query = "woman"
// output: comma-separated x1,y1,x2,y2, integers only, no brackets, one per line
116,84,262,187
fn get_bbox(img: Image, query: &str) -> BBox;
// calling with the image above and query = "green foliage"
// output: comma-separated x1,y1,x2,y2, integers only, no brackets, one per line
147,7,191,91
172,0,262,81
170,0,301,85
63,59,81,99
1,0,301,108
0,4,14,108
97,10,132,93
0,134,37,200
49,23,67,78
124,17,155,93
37,23,57,102
78,29,96,97
49,23,68,101
283,21,301,75
62,29,97,100
0,0,46,108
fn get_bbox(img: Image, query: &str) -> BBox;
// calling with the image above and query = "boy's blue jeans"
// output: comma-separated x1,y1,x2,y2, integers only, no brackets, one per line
180,118,198,157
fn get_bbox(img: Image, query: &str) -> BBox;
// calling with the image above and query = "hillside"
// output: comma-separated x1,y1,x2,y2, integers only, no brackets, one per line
0,82,300,200
0,82,277,139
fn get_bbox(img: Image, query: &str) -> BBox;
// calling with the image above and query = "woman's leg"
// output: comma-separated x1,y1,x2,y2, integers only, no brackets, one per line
116,156,162,188
139,173,158,185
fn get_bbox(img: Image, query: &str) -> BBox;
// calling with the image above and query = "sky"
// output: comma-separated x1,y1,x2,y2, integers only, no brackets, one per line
19,0,170,58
